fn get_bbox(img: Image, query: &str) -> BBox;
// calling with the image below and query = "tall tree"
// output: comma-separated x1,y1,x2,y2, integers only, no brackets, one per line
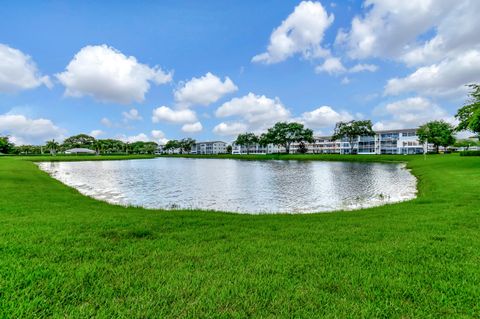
456,84,480,137
0,136,15,154
179,138,196,154
263,122,313,154
45,139,60,156
234,133,258,154
332,120,375,154
417,120,456,153
62,134,96,149
164,140,180,153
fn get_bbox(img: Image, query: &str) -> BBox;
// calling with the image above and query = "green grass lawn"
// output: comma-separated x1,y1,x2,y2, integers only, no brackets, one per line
0,154,479,318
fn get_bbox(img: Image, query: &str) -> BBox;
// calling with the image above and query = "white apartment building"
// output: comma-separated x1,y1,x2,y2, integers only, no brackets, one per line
191,141,227,155
233,128,432,155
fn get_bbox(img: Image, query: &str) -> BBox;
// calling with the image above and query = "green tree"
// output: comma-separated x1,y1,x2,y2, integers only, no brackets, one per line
45,139,60,156
332,120,375,154
164,140,180,153
143,142,158,154
234,133,259,154
62,134,96,149
262,122,313,154
226,145,232,154
456,84,480,137
296,141,308,154
0,136,15,154
453,139,480,148
96,139,125,154
179,138,196,154
417,120,456,153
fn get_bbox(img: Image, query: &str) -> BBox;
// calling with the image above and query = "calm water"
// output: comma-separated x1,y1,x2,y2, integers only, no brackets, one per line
39,158,416,214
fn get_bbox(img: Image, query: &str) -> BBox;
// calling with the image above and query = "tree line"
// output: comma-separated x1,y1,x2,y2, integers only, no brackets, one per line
0,134,159,155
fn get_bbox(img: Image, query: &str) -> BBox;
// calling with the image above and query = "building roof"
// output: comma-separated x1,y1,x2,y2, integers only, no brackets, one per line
65,148,96,153
375,128,418,133
314,128,419,140
195,141,227,144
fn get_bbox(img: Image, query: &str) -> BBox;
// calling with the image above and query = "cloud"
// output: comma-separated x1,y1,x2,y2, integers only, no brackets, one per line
151,130,169,144
122,108,142,121
213,122,248,136
337,1,455,60
385,50,480,97
349,63,378,73
118,133,151,143
315,57,346,75
100,117,113,127
341,77,350,85
252,1,334,64
56,45,172,104
0,43,51,93
0,113,64,145
89,130,104,138
316,58,378,75
338,1,480,66
174,72,238,107
215,93,290,131
181,121,203,133
151,106,197,124
300,106,353,128
373,97,452,130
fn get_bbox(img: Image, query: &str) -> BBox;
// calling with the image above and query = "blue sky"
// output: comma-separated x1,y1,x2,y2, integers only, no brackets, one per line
1,0,479,144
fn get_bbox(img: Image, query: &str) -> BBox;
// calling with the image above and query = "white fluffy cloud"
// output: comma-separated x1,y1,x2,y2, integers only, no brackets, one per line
213,122,248,136
349,63,378,73
373,97,451,130
385,50,480,97
336,1,480,99
300,106,353,128
0,44,51,93
89,130,104,138
316,58,378,75
122,108,142,121
315,57,346,75
118,133,151,143
337,1,456,60
151,106,197,124
56,45,172,104
181,121,203,133
0,113,64,145
252,1,334,64
151,130,169,144
174,72,238,107
215,93,290,130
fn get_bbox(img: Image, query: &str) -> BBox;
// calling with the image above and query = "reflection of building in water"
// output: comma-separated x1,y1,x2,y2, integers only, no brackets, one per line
232,128,433,155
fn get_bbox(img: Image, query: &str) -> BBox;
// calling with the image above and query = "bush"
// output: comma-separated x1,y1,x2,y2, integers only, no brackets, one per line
460,150,480,156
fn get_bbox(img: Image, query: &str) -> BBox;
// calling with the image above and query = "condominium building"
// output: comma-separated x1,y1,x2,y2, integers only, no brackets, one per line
233,128,431,155
191,141,227,155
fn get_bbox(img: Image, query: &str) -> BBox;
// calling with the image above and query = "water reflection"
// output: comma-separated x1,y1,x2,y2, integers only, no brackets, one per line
39,158,416,214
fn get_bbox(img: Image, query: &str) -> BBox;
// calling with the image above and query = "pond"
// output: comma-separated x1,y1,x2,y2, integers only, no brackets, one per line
38,158,416,214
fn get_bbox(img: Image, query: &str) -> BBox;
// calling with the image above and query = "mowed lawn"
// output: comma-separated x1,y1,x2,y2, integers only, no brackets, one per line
0,154,479,318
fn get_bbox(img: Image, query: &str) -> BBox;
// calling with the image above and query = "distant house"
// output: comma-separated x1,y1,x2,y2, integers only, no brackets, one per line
64,148,96,155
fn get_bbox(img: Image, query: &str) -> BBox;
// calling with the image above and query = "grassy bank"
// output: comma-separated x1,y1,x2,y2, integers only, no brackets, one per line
0,154,479,317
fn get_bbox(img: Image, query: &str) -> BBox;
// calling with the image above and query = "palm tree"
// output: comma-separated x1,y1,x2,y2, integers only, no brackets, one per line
45,139,60,156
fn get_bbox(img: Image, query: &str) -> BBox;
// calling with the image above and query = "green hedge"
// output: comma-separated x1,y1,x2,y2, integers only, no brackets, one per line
460,150,480,156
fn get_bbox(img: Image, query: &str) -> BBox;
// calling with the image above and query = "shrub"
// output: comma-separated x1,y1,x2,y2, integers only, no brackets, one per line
460,150,480,156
